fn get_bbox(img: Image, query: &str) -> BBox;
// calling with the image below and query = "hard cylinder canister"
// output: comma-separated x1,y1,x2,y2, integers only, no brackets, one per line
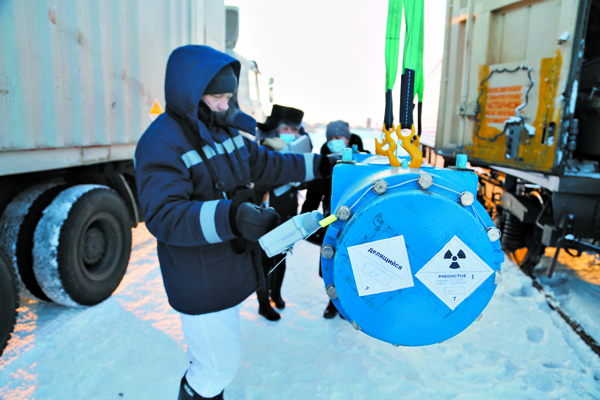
321,154,503,346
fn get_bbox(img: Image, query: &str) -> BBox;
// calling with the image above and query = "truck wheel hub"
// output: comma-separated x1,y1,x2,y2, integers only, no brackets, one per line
82,227,106,264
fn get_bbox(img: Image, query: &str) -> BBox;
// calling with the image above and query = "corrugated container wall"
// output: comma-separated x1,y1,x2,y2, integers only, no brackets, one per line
0,0,225,176
434,0,583,174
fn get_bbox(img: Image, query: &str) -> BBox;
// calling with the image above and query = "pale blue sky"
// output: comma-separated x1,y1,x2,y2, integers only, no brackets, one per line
225,0,447,127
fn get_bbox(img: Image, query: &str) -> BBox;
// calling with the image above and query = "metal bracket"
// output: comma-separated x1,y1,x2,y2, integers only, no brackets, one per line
505,121,523,160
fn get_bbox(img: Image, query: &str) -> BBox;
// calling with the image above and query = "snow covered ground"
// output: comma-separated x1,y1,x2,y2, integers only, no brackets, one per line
535,249,600,352
1,224,600,400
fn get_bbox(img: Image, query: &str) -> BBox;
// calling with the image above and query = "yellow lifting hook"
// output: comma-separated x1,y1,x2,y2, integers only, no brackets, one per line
375,124,423,168
375,124,401,167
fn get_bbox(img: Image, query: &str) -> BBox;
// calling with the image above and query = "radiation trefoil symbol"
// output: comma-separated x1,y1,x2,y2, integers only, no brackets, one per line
444,250,466,269
415,236,494,310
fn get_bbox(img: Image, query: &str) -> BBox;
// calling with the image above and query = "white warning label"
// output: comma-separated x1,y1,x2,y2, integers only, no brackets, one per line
415,236,494,310
348,236,414,297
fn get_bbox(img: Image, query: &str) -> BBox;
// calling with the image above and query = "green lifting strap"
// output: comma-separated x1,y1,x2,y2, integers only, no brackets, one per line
400,0,424,133
383,0,425,133
385,0,403,92
383,0,403,129
402,0,424,103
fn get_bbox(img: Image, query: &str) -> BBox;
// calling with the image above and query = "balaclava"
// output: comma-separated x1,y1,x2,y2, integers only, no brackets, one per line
198,64,240,128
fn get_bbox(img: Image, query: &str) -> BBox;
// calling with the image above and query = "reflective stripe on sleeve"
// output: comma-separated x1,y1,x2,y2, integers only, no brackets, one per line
182,137,245,169
223,139,235,153
233,135,245,148
199,200,222,243
202,145,217,158
214,136,245,156
304,153,315,181
182,150,202,168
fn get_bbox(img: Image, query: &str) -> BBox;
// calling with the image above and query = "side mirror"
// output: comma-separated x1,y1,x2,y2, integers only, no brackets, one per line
225,6,240,49
268,77,274,85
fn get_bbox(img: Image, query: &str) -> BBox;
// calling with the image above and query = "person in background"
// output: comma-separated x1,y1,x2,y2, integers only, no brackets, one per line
135,46,330,400
301,120,369,319
253,105,310,321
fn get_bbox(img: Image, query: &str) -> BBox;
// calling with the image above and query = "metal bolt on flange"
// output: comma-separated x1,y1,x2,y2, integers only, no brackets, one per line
326,284,338,299
337,205,352,221
494,270,503,284
486,227,501,242
321,245,335,259
417,174,433,189
372,179,388,195
458,191,475,206
351,321,362,331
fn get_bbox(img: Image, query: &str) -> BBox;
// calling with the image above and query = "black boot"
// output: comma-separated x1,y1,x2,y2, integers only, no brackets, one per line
323,299,338,319
257,289,280,321
270,258,286,309
271,294,286,310
178,376,224,399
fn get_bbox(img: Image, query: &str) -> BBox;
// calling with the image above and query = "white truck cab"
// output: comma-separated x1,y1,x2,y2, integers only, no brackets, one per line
225,6,267,123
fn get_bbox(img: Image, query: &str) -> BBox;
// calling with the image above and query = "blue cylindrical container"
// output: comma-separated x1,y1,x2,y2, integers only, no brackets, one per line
321,153,503,346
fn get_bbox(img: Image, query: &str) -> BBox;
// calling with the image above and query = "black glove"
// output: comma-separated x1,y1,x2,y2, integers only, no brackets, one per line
229,199,281,241
318,153,343,178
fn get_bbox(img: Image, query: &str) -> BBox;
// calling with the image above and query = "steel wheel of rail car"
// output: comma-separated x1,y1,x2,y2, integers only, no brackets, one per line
32,185,132,307
501,213,546,276
0,183,67,301
509,246,546,276
0,251,18,357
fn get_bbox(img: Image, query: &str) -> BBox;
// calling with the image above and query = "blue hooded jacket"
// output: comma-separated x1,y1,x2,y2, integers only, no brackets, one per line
134,46,322,315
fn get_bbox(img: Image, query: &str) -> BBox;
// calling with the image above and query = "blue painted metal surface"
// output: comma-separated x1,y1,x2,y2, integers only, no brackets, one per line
321,153,503,346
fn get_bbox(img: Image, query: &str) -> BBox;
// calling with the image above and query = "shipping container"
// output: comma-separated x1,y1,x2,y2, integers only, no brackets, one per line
0,0,225,175
430,0,600,274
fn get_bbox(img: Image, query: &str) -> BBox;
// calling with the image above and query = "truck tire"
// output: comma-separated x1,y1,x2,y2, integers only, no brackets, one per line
0,251,18,357
0,183,66,301
33,185,132,306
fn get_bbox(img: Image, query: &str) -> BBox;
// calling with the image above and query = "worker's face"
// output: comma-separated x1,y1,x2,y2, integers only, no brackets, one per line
278,125,299,143
329,135,349,146
201,93,233,112
278,125,297,135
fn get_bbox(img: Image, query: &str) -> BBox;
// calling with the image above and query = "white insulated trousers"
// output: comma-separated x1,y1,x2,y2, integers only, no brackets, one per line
180,304,243,398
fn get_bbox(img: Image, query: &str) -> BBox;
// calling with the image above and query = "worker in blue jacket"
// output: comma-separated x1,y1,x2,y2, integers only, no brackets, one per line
135,45,328,400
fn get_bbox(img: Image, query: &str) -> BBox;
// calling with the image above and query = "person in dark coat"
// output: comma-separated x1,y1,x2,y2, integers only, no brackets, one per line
135,45,329,400
253,105,310,321
300,120,369,319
